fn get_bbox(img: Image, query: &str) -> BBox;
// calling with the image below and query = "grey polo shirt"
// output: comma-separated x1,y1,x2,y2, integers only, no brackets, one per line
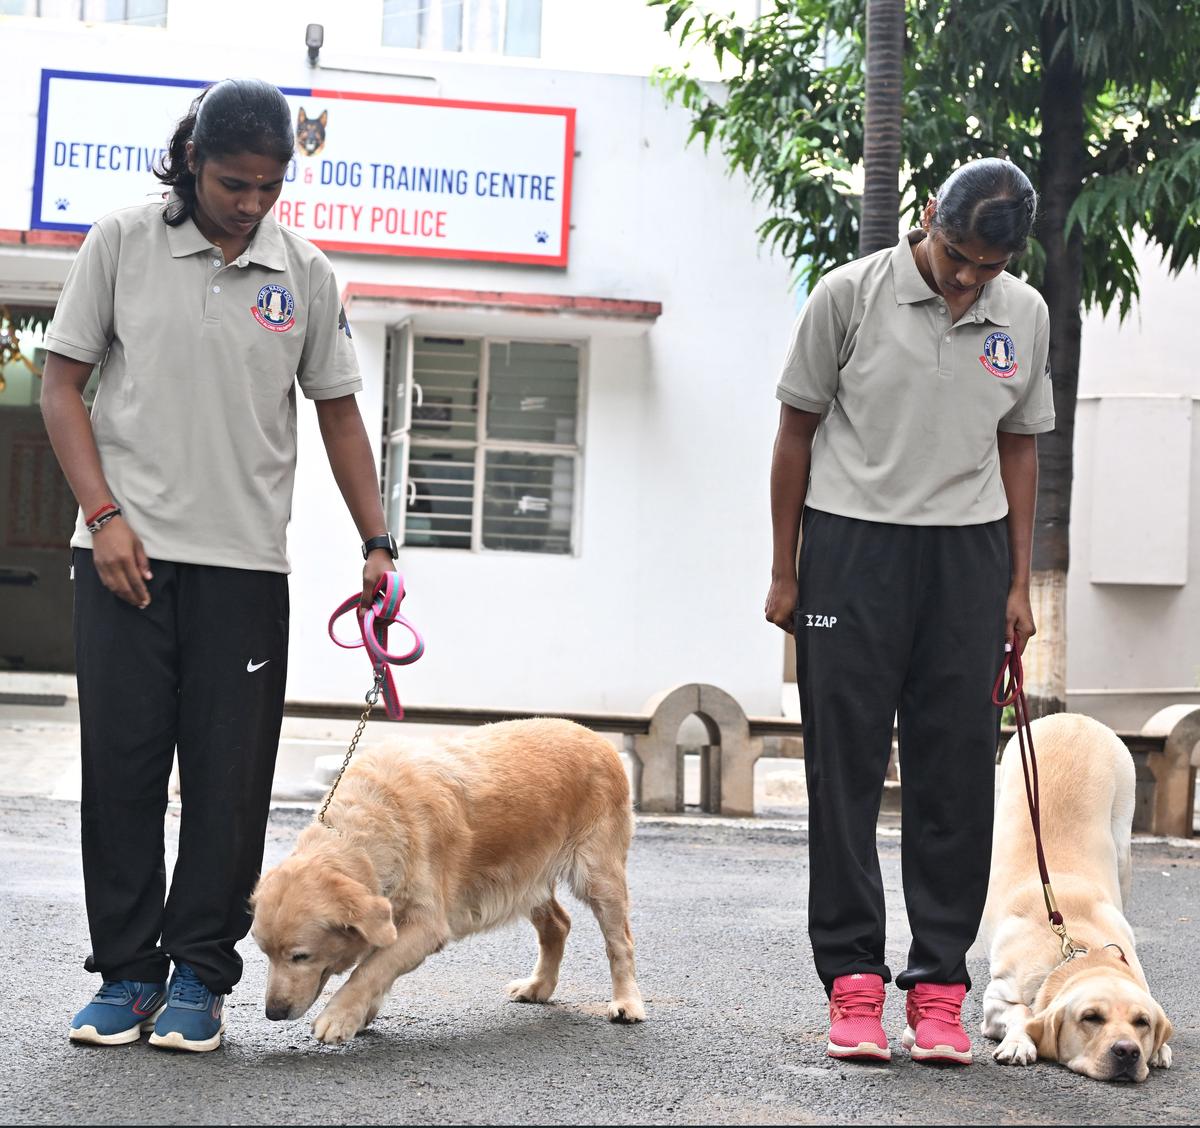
776,230,1055,526
45,200,361,572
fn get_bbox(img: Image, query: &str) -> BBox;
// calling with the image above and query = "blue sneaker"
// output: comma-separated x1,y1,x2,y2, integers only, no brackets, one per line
148,963,225,1052
69,979,167,1045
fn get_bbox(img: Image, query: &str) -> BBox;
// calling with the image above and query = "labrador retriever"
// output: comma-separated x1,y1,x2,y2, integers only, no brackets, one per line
980,713,1173,1081
251,717,645,1044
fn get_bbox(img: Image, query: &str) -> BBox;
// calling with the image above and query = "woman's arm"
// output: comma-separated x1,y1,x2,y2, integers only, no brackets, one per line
313,394,395,607
41,352,152,607
998,430,1039,654
765,404,822,633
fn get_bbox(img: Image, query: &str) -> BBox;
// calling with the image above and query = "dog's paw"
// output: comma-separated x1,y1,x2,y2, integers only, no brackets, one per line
363,996,386,1027
1150,1043,1172,1069
607,995,646,1024
506,977,555,1004
993,1033,1038,1066
312,1005,365,1045
980,1017,1007,1042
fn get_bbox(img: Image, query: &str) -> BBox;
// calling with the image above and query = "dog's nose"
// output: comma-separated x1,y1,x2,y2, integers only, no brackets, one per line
265,1002,290,1021
1109,1040,1141,1062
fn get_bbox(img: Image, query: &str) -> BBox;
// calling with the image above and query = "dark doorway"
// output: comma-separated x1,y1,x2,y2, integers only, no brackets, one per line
0,308,80,672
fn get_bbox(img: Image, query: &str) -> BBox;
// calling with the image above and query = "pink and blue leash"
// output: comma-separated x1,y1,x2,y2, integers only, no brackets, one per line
328,571,425,720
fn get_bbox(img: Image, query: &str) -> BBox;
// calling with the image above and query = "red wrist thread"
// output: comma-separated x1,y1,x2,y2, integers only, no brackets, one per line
85,502,118,526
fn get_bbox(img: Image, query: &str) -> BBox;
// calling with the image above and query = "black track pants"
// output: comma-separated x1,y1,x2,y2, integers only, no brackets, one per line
73,549,288,994
794,508,1009,993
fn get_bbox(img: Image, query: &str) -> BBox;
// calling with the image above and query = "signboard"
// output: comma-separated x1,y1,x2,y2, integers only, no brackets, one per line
32,70,574,266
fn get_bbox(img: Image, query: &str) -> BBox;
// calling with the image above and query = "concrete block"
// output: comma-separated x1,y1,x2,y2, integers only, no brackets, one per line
1141,705,1200,838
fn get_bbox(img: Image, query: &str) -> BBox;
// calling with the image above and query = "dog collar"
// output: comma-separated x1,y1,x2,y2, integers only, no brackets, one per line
1057,941,1129,969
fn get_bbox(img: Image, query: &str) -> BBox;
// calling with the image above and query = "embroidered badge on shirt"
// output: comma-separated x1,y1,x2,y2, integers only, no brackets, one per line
252,284,296,333
980,331,1018,378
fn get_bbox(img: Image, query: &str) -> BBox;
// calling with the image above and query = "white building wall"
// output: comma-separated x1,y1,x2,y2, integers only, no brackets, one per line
1069,254,1200,702
0,11,795,714
11,4,1194,720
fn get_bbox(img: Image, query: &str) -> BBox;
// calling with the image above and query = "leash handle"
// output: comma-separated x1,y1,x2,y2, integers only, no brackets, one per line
327,572,425,720
993,634,1082,959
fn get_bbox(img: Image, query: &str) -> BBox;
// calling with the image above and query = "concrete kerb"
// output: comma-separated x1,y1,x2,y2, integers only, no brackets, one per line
1140,704,1200,838
627,683,763,816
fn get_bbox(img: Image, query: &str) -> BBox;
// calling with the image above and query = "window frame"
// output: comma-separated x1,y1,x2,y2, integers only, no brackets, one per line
10,1,170,26
383,324,587,557
381,0,541,58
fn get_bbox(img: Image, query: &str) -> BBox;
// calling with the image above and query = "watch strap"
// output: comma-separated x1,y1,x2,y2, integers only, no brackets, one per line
362,533,398,560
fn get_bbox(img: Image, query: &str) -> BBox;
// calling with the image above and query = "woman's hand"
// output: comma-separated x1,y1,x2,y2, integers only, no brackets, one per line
92,516,153,608
360,548,397,610
1006,584,1036,655
765,573,799,633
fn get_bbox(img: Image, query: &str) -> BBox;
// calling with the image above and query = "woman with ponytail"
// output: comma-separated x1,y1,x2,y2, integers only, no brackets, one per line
41,79,397,1052
764,158,1054,1066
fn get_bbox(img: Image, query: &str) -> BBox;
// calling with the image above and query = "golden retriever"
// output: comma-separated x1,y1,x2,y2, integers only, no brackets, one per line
251,718,645,1045
980,713,1173,1081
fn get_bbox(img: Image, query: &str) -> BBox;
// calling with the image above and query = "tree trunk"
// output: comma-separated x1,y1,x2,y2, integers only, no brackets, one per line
859,0,904,256
1030,11,1085,718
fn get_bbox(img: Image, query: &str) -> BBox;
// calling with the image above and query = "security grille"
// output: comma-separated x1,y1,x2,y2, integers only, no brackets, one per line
384,331,582,555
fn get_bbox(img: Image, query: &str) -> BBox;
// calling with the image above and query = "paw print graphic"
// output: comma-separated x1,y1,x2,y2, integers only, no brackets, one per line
534,230,548,244
55,198,70,211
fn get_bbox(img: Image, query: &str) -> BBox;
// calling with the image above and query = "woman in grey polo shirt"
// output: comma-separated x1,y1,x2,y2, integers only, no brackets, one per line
765,159,1054,1066
41,79,399,1052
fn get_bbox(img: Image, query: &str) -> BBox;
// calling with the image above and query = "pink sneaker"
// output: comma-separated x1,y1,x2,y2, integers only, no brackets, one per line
827,973,890,1061
902,982,972,1064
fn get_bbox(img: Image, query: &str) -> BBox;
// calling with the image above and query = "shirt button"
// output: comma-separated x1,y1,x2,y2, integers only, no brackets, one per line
212,259,221,267
212,285,221,294
944,335,951,342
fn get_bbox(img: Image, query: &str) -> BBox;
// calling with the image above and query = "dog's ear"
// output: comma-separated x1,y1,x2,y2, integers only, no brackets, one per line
1025,1006,1064,1061
1150,1002,1173,1057
327,872,398,949
318,110,328,126
298,107,308,124
247,868,274,914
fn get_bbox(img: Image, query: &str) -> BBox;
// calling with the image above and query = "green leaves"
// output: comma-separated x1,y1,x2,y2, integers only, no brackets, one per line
649,0,1200,314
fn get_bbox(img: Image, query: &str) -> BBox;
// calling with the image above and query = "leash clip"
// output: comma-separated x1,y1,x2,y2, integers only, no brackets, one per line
1050,920,1087,961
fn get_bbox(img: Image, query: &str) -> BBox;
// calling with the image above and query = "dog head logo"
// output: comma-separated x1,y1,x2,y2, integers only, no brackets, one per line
296,108,328,157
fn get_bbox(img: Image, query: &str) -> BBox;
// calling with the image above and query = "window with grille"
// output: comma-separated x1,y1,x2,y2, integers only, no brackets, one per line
381,0,541,57
3,1,167,25
382,329,582,555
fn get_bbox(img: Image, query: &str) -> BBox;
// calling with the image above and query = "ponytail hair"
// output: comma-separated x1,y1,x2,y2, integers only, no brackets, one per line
156,78,295,226
932,158,1038,255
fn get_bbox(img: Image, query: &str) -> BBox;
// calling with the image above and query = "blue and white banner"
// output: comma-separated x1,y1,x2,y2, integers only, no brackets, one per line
33,70,575,266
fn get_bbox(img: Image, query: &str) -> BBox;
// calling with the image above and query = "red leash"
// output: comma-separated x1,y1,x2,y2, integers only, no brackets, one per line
992,634,1084,960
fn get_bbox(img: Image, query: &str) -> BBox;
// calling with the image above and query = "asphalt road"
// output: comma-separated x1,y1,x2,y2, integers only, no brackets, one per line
0,795,1196,1126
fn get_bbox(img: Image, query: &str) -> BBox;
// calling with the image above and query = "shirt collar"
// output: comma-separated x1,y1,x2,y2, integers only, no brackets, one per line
974,271,1012,327
890,228,1012,326
892,230,936,305
163,201,286,271
243,211,286,271
164,213,213,258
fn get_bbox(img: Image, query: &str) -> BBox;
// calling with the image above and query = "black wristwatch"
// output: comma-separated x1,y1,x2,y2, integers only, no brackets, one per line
362,532,399,560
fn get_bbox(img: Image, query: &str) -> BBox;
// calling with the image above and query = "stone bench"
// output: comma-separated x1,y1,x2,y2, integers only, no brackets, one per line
283,692,1197,836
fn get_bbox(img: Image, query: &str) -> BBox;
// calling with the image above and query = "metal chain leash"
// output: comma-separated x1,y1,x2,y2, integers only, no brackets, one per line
318,669,385,827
